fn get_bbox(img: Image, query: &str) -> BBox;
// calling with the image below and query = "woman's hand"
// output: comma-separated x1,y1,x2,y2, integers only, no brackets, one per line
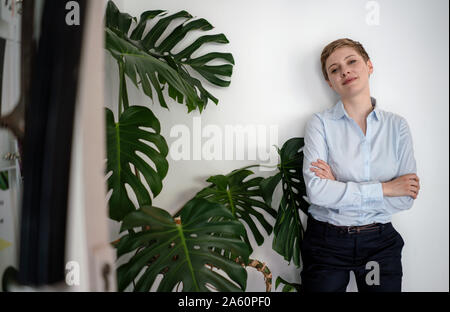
382,174,420,199
310,159,336,181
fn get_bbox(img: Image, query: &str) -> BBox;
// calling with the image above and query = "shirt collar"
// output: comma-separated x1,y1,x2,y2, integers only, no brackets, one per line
331,97,382,121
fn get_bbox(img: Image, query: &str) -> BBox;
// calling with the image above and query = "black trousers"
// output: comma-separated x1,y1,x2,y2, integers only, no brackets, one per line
300,216,405,292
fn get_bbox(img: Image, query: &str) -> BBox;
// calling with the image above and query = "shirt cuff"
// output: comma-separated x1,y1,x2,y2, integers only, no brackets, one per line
360,182,383,202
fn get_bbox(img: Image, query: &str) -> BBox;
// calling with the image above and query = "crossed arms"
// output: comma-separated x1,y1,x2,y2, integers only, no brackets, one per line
302,115,420,214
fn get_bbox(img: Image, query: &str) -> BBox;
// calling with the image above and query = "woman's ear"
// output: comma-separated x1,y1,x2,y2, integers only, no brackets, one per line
367,59,374,75
326,79,334,90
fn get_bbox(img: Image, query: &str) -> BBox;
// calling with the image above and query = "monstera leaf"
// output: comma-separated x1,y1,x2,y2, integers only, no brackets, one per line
275,276,302,292
115,198,250,292
106,106,169,221
193,166,277,251
105,0,234,113
260,138,309,267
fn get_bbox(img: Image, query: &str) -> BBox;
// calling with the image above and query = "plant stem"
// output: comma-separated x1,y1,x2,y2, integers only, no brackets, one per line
118,61,123,116
118,60,129,115
226,189,235,217
176,222,199,291
244,258,272,292
258,164,278,169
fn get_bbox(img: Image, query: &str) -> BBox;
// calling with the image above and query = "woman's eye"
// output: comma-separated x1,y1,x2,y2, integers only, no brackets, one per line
349,59,356,64
331,68,337,73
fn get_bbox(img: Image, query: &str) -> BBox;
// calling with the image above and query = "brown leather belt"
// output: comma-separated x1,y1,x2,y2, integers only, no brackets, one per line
309,216,385,234
332,223,381,234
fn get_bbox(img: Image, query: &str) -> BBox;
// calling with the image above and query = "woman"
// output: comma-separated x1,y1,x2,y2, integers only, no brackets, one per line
301,38,420,292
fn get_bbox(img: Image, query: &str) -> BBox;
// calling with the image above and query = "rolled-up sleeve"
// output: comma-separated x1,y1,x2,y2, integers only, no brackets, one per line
382,117,417,213
302,114,384,211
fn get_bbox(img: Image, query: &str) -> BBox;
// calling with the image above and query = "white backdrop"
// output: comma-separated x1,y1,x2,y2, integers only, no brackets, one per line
106,0,449,292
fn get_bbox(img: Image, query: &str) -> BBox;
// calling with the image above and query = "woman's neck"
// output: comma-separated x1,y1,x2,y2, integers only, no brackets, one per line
341,92,374,122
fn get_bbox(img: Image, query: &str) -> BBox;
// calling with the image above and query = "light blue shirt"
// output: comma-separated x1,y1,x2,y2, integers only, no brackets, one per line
302,97,417,226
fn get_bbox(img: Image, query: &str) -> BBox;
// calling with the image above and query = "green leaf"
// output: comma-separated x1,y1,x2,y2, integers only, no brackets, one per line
105,106,169,221
130,10,167,40
141,10,192,50
186,52,235,67
116,198,250,292
174,34,230,60
259,172,282,207
275,276,302,292
278,138,309,215
105,1,233,112
194,166,277,248
157,18,213,53
105,0,134,35
105,28,202,111
261,138,309,267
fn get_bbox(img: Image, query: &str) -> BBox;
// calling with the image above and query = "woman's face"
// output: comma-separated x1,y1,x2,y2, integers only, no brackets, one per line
325,46,373,99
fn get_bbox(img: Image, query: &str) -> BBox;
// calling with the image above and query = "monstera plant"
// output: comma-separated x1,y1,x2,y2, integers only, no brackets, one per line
104,1,308,292
104,1,253,292
104,0,235,222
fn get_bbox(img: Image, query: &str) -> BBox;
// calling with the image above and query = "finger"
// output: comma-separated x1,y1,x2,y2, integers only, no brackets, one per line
410,181,419,188
317,159,331,169
310,168,321,176
312,162,327,171
409,174,419,182
318,165,330,173
315,172,324,178
311,167,326,174
318,160,334,177
317,163,333,176
311,167,333,180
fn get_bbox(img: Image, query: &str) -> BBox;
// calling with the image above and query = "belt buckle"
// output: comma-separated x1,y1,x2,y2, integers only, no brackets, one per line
347,226,359,234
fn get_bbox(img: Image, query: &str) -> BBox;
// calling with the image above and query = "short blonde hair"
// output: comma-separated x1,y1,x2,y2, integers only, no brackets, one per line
320,38,370,81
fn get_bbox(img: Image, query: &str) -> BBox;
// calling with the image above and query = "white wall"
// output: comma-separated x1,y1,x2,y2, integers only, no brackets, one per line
106,0,449,292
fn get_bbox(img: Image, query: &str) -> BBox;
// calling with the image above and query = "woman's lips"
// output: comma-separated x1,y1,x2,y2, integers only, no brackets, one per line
343,77,357,85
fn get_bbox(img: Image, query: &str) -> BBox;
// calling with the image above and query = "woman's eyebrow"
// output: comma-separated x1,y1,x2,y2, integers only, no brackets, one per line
328,55,356,70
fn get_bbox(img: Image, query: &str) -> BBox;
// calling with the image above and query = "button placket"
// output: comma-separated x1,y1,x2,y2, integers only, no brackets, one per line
364,118,372,181
362,119,372,222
